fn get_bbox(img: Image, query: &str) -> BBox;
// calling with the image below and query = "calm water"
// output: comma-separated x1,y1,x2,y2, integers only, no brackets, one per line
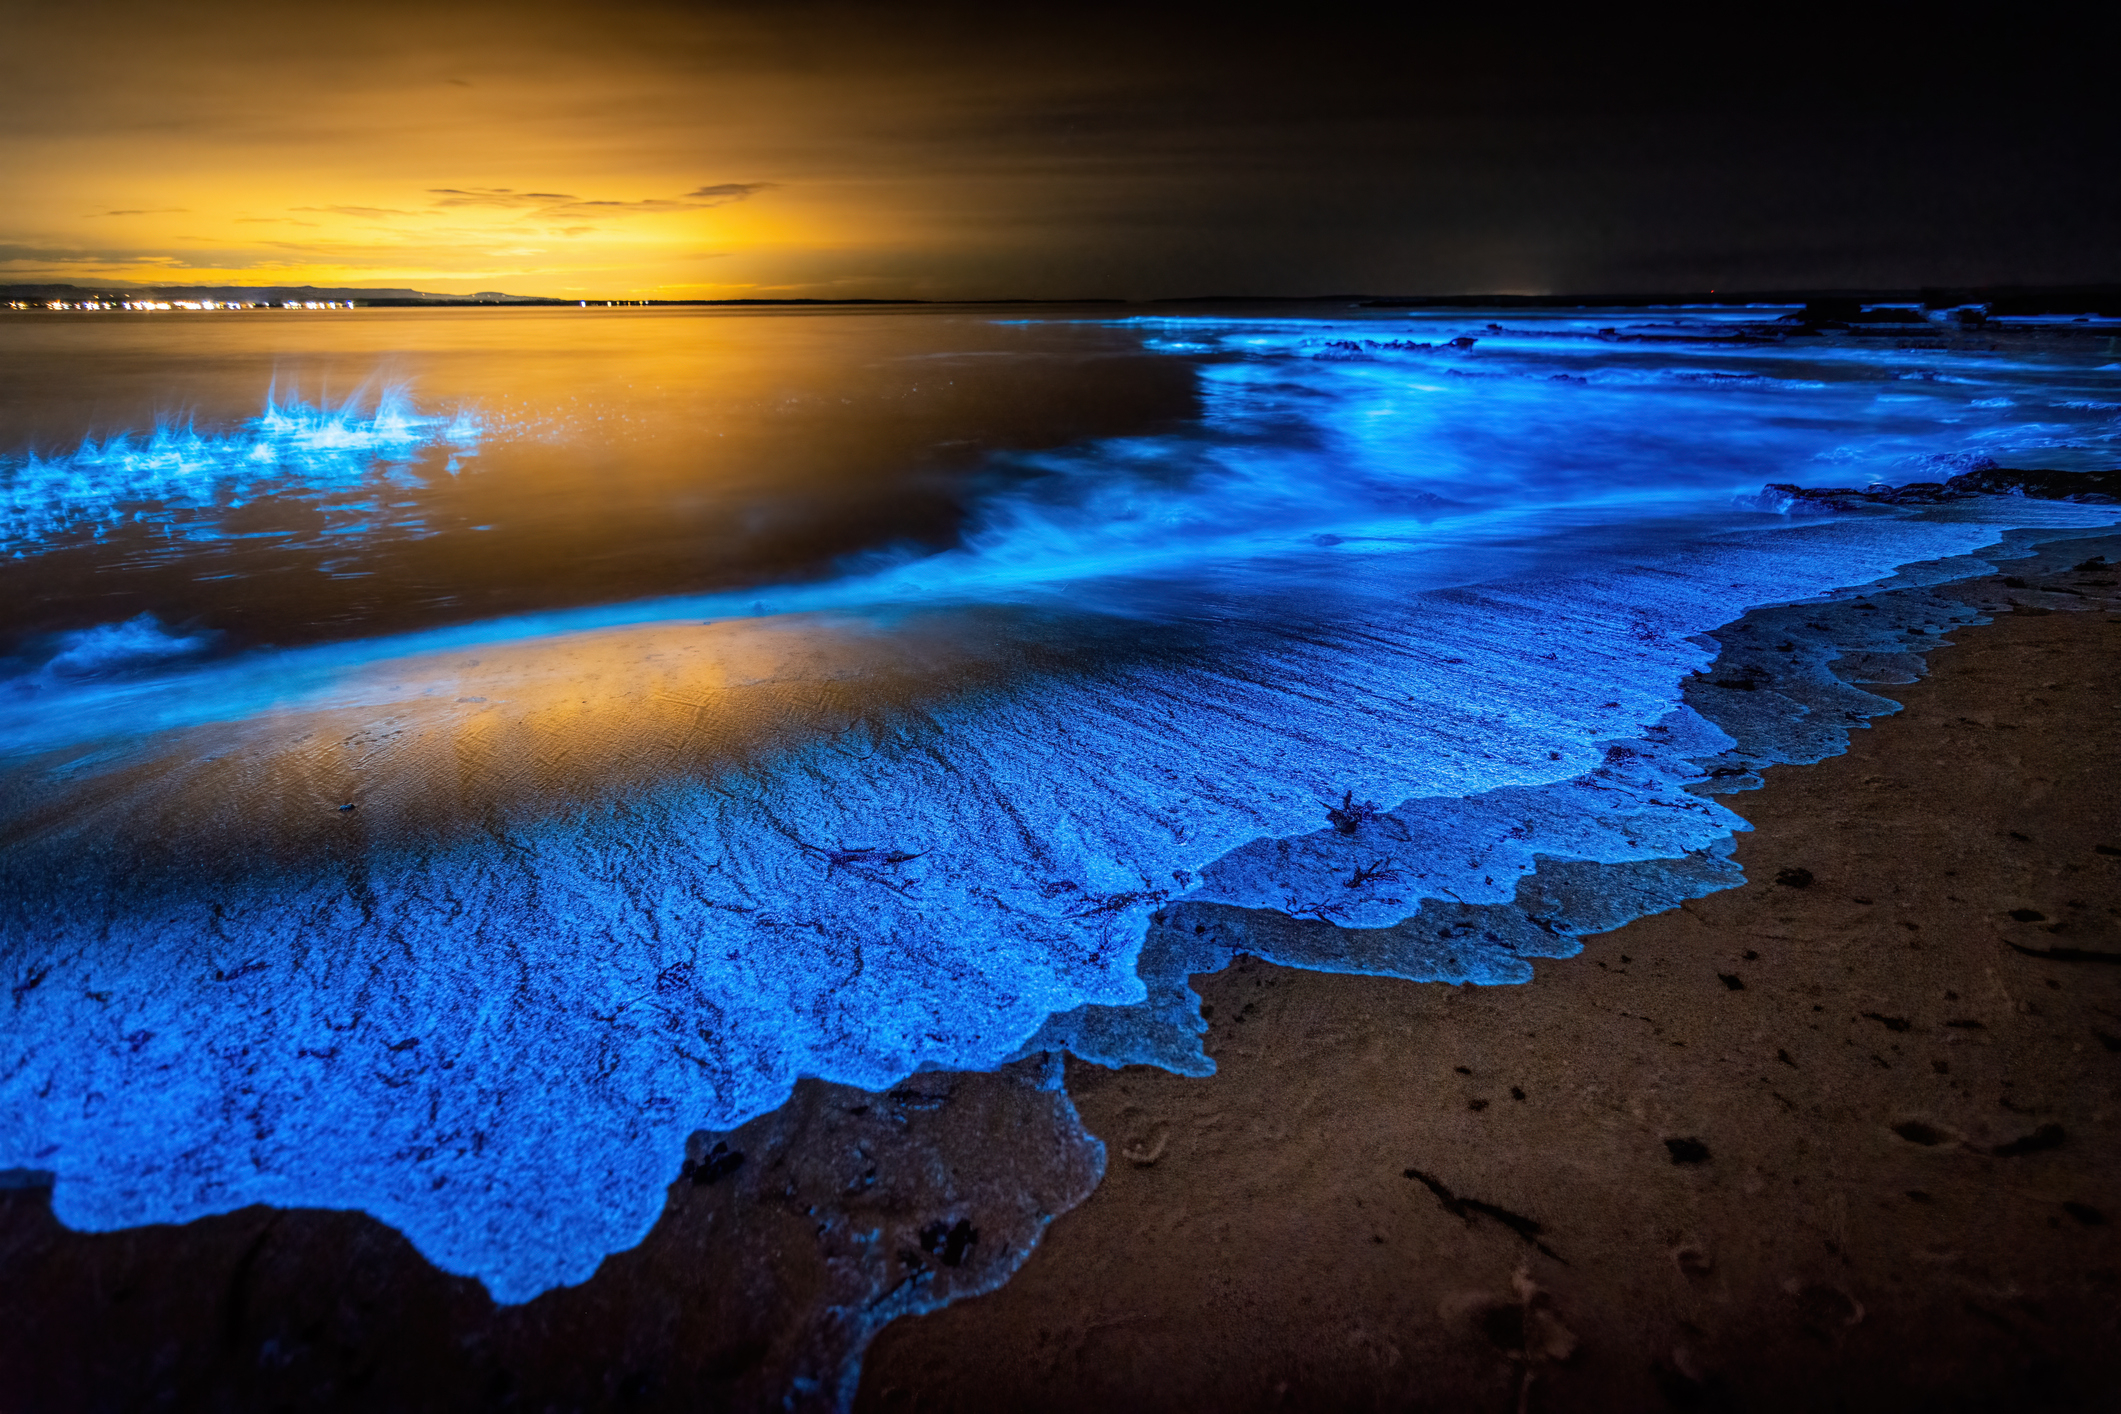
0,307,1195,659
3,305,2117,1301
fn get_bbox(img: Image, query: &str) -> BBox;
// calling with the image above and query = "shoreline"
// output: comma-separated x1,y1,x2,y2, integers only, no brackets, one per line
3,536,2118,1410
859,547,2121,1410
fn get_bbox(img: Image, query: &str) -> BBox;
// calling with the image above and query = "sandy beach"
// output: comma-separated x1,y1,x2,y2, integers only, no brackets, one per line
3,544,2117,1412
860,553,2121,1411
5,0,2116,1402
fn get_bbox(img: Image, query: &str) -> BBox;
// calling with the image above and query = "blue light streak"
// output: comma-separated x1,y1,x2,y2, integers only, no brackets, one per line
0,382,481,555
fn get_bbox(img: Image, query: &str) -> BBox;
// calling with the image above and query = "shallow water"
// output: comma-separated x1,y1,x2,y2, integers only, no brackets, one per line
2,305,2117,1300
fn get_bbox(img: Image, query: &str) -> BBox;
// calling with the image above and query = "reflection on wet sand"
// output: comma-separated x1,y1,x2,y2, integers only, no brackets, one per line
5,609,1023,880
0,1055,1103,1414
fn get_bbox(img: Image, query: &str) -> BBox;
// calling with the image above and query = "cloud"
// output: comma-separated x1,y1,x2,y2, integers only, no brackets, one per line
428,188,578,208
0,243,166,264
562,199,698,213
685,183,776,203
423,184,776,218
90,208,188,217
294,205,423,219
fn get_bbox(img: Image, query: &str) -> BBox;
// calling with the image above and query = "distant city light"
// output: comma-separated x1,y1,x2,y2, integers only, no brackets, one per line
5,299,355,312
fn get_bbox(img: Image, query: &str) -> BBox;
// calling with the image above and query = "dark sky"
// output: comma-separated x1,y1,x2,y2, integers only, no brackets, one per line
4,0,2114,297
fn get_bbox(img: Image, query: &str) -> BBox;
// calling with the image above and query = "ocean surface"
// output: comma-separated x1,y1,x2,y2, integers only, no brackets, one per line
2,304,2117,1301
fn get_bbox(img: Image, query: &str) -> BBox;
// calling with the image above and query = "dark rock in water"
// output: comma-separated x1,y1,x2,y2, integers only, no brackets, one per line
1781,298,1864,327
0,1055,1100,1414
1765,466,2121,509
1772,299,1925,331
1953,466,2121,502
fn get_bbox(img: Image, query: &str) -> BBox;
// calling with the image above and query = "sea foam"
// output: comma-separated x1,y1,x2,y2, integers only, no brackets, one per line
2,312,2116,1301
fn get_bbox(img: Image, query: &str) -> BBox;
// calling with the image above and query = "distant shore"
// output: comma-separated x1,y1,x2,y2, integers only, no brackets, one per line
5,281,2119,317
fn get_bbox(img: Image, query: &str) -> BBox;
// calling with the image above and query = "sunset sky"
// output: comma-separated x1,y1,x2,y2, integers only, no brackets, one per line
5,1,2115,299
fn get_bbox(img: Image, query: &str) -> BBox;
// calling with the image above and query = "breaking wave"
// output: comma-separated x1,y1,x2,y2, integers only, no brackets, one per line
2,310,2117,1304
0,381,481,554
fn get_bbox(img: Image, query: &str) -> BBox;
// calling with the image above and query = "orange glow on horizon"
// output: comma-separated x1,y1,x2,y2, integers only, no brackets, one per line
0,4,1056,300
11,1,2099,300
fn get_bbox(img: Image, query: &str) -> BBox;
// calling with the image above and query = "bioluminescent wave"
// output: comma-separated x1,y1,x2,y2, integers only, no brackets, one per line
0,382,481,556
1,307,2116,1304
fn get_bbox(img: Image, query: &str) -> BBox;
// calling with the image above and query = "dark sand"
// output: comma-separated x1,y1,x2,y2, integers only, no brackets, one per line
3,562,2117,1412
860,587,2121,1411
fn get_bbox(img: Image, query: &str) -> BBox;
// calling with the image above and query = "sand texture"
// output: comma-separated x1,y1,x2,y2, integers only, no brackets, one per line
860,579,2121,1411
1,558,2116,1412
0,1057,1101,1412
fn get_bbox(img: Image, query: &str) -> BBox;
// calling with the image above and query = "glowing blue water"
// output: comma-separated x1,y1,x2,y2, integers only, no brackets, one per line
1,309,2116,1302
0,381,480,555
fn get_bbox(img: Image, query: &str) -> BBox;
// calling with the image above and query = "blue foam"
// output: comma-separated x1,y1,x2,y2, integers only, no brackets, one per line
0,381,480,556
2,312,2117,1302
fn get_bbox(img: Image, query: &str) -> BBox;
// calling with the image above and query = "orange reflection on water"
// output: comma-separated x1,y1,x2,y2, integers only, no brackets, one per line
2,607,1028,884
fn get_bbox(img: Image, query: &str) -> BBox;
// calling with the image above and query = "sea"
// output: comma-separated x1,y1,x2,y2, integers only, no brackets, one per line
2,303,2117,1302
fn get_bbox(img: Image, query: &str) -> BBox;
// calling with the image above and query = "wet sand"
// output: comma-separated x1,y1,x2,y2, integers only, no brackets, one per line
860,581,2121,1411
3,561,2117,1412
